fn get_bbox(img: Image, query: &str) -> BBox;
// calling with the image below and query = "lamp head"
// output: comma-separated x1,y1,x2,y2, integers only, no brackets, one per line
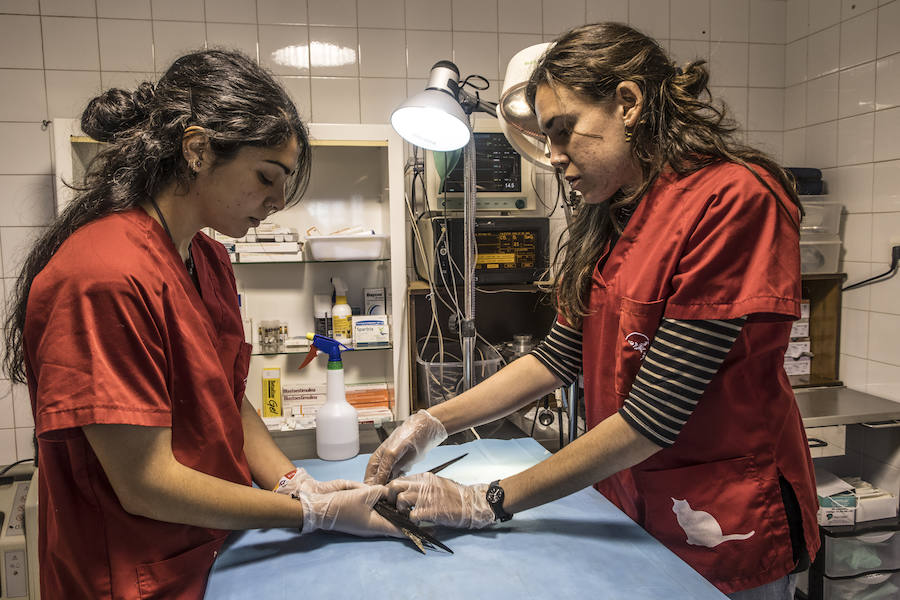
497,43,554,170
391,61,471,151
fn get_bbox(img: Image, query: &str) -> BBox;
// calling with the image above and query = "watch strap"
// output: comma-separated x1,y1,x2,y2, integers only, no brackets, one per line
486,480,513,522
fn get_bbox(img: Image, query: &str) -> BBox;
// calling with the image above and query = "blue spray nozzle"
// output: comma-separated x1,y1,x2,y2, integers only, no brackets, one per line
305,333,352,362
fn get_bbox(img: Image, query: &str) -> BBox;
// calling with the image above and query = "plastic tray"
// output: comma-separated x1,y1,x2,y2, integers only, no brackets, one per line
304,234,387,260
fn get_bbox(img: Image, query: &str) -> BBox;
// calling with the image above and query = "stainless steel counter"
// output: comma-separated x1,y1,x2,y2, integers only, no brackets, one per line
796,386,900,427
269,387,900,461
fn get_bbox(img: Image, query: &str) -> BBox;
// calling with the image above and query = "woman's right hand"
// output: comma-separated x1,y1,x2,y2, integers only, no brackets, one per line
363,410,448,484
298,485,403,538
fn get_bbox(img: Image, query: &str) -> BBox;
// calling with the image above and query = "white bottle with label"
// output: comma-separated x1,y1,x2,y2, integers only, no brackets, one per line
330,277,353,344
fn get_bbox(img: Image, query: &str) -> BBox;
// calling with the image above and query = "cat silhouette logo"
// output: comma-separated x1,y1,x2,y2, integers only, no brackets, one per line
671,498,755,548
625,332,650,358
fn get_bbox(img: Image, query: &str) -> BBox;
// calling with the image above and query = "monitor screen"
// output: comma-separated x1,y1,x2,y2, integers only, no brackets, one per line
474,230,537,271
440,132,522,194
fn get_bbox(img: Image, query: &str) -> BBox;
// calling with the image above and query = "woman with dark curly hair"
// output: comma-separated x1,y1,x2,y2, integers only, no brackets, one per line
367,23,818,599
4,49,397,599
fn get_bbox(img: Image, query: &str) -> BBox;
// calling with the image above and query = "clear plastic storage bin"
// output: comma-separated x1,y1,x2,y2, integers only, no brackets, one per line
800,198,842,237
416,341,502,408
800,238,842,274
304,234,388,261
824,530,900,577
823,570,900,600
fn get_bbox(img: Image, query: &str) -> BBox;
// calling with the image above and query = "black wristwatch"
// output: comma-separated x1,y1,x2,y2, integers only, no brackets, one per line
485,480,513,522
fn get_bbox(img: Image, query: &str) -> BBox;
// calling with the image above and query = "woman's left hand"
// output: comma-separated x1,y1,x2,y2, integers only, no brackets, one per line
274,467,365,498
386,472,495,529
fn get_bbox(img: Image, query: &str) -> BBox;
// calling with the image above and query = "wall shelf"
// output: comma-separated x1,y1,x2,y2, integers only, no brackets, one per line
252,343,392,356
233,257,389,265
54,119,411,419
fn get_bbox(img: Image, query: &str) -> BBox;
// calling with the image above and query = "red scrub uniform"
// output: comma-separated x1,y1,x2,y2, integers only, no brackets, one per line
581,162,820,594
25,208,252,599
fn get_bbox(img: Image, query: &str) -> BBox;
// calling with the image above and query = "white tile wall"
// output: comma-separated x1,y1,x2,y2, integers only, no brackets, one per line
711,0,749,42
586,0,629,22
151,0,204,22
876,54,900,109
836,112,874,166
205,0,256,24
671,0,709,40
499,0,541,33
838,62,875,117
873,159,900,212
206,22,258,58
750,0,785,43
97,0,152,20
0,0,897,465
358,0,401,28
840,10,876,69
152,20,207,72
805,73,838,124
98,18,154,72
544,0,589,37
793,0,900,406
749,43,784,87
0,15,43,68
0,70,46,121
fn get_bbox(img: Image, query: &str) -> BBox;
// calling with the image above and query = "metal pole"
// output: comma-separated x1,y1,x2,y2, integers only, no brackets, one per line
461,133,476,390
567,380,578,443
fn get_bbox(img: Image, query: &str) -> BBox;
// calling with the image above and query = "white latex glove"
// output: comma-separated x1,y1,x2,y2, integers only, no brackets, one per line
386,472,495,529
298,485,404,538
274,467,364,498
364,410,448,485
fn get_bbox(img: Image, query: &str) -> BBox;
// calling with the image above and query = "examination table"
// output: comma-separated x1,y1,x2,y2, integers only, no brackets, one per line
204,438,727,599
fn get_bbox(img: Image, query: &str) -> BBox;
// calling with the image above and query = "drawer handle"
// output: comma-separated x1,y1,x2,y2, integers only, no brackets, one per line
808,438,828,448
861,420,900,429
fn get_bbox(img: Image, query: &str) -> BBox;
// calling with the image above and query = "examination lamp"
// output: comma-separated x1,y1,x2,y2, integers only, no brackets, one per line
390,61,470,151
391,61,497,391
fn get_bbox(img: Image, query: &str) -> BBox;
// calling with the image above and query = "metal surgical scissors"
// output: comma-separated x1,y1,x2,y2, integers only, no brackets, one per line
373,453,468,554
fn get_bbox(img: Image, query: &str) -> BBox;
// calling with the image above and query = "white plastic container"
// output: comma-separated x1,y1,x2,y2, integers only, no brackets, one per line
304,234,388,261
316,365,359,460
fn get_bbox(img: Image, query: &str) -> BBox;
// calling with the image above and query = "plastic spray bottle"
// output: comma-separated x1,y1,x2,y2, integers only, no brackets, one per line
299,333,359,460
331,277,352,344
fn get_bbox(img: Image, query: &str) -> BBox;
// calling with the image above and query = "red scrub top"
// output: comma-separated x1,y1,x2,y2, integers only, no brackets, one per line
580,162,820,594
24,208,252,599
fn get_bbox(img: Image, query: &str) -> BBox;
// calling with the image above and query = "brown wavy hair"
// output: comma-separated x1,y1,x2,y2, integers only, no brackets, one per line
3,49,312,384
525,23,801,326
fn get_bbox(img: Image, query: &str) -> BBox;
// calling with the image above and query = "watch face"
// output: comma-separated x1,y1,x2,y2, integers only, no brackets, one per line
487,485,504,505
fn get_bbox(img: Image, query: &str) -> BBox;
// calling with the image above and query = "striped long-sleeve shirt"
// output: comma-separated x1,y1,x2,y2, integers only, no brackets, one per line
530,316,746,447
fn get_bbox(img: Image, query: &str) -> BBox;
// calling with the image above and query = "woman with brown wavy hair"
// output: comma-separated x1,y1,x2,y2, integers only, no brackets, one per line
366,23,818,599
4,49,397,599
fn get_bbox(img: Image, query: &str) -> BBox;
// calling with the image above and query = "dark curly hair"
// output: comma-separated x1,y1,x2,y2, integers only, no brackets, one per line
525,23,802,325
3,49,312,383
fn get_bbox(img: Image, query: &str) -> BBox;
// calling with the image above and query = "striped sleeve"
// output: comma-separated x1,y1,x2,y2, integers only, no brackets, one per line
619,316,746,447
530,320,582,385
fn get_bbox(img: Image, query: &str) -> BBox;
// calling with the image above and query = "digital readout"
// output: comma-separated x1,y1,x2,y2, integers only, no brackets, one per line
475,231,536,270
